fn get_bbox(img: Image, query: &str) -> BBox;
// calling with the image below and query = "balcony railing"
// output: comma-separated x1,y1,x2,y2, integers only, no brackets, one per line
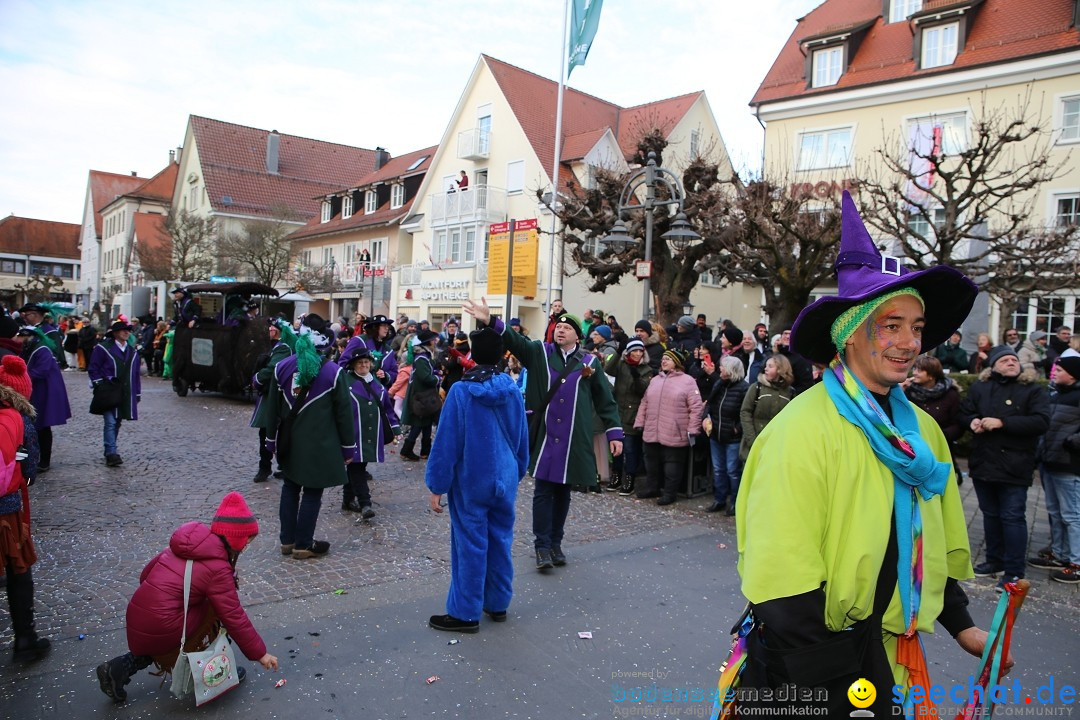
338,261,385,287
457,128,490,160
429,185,506,227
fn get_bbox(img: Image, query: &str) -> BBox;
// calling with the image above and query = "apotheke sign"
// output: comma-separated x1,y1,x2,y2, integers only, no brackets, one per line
419,279,471,301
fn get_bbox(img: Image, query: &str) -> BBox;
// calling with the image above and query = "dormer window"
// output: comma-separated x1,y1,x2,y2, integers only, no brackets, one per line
889,0,922,23
342,195,353,219
921,22,958,69
365,190,378,214
391,183,404,209
321,200,332,223
812,47,843,88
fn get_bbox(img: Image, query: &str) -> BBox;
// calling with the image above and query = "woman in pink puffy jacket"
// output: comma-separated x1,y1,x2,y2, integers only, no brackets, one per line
634,347,703,506
96,492,278,704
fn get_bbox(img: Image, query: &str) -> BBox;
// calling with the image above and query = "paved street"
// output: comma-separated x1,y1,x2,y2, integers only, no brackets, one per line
1,371,1077,717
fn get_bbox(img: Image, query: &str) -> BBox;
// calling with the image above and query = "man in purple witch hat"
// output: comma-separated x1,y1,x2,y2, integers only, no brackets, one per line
734,192,1006,716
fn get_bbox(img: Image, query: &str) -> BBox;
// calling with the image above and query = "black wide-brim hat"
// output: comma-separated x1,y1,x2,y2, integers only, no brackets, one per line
363,314,394,329
791,192,977,365
110,321,134,332
17,303,44,315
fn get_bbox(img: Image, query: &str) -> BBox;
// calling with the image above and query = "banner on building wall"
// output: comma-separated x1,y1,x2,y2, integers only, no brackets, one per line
488,219,539,296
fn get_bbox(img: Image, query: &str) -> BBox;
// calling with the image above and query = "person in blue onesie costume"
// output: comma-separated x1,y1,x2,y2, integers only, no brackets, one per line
427,326,529,633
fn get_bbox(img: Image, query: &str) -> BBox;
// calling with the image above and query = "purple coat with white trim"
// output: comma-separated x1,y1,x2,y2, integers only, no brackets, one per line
23,341,71,429
339,334,398,387
88,340,141,421
494,318,623,488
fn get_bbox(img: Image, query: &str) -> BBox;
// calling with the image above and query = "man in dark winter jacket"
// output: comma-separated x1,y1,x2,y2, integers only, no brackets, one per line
668,315,701,353
1034,354,1080,583
959,345,1050,589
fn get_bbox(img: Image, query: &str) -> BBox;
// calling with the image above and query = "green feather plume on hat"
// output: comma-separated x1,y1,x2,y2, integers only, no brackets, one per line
273,318,298,352
294,333,321,388
24,326,58,354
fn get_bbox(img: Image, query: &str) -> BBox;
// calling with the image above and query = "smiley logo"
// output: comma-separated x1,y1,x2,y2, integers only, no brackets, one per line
847,678,876,709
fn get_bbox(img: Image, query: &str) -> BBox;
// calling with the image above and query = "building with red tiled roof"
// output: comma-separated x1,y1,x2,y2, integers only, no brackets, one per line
78,169,149,309
753,0,1080,339
391,54,735,335
287,145,437,319
0,215,81,307
99,161,179,305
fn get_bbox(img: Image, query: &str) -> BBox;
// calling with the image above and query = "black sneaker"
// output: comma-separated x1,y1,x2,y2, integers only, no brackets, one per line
606,474,622,491
535,548,554,570
342,498,364,513
704,502,724,513
483,609,508,622
253,470,271,483
657,496,676,506
105,454,123,467
618,477,636,496
1028,553,1067,570
361,506,376,519
1051,563,1080,584
972,562,1003,578
96,660,127,702
550,546,566,566
429,614,479,633
400,451,421,462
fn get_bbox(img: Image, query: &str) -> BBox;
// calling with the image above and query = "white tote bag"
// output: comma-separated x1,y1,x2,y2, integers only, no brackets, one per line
169,559,241,705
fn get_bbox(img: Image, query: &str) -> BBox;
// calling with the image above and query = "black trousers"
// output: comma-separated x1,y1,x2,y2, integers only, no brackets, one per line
5,563,35,639
641,442,687,500
402,421,432,456
344,462,371,506
258,428,273,473
38,427,52,469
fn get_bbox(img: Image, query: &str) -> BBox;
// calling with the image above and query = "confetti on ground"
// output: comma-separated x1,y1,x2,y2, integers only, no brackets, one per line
577,631,592,639
275,679,287,688
447,639,460,645
426,675,440,684
333,589,347,595
78,634,86,640
717,543,727,549
308,631,320,636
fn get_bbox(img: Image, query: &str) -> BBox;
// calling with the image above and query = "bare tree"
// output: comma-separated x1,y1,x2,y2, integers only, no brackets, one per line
160,210,217,281
217,206,298,286
542,131,842,329
697,178,843,332
291,263,341,295
14,274,64,303
857,88,1080,307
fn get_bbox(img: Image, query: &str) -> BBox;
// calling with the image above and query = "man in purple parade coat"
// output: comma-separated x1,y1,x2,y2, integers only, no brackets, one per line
463,298,623,571
88,321,141,467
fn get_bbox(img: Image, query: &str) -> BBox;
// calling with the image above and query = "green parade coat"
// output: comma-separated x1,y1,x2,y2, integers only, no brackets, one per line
496,318,622,489
257,355,354,489
400,351,439,426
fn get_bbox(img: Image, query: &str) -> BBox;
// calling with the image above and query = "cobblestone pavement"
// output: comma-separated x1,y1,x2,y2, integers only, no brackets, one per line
3,370,1076,653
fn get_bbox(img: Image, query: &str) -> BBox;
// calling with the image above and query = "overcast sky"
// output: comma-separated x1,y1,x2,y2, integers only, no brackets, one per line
0,0,822,225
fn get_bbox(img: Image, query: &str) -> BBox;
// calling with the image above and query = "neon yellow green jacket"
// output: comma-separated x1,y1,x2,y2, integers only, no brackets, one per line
736,382,973,679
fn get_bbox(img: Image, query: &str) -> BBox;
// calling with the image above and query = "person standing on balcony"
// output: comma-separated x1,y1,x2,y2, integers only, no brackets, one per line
456,170,469,191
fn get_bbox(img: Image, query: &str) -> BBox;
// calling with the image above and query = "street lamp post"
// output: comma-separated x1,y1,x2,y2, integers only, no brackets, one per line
598,152,700,320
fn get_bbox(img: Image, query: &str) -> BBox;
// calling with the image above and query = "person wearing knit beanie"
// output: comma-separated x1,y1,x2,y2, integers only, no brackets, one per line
634,319,652,336
95,497,279,703
0,354,32,399
720,326,744,351
663,347,689,371
210,491,259,552
677,315,695,330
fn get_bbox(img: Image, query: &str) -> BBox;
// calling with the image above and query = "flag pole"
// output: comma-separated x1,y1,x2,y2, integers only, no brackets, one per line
544,0,570,320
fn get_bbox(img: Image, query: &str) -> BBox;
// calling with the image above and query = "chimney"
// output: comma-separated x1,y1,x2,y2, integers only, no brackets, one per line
375,147,390,170
266,130,280,175
131,171,137,176
169,149,175,165
175,145,183,165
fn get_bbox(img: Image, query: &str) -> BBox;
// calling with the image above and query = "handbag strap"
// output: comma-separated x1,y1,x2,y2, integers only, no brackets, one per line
179,559,193,648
